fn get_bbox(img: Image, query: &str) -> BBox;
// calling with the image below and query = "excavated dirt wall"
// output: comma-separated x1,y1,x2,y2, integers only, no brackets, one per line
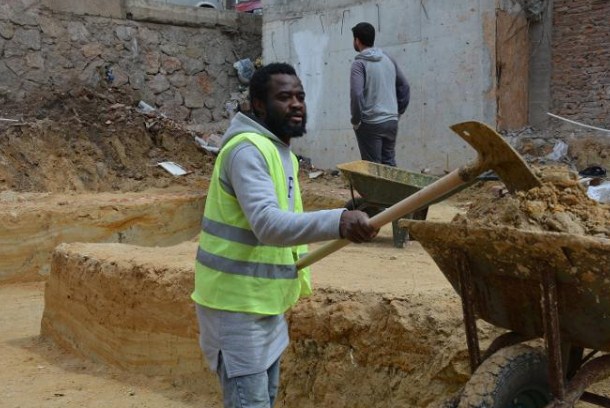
41,242,204,376
0,190,205,283
41,239,501,407
281,291,473,408
0,183,345,283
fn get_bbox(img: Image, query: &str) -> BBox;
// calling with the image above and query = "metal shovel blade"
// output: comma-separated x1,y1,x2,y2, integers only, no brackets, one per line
450,121,542,192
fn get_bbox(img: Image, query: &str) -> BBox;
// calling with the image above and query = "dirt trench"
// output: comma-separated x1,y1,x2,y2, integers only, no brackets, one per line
0,88,484,407
37,215,491,408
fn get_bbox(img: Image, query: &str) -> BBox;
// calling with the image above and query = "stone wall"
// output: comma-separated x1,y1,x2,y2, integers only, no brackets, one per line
0,1,261,125
552,0,610,127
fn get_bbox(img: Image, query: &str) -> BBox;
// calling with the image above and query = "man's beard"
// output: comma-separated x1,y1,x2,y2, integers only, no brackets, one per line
265,108,307,139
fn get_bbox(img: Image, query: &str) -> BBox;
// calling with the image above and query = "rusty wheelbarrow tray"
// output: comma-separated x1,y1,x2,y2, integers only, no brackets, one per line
404,220,610,408
337,160,464,247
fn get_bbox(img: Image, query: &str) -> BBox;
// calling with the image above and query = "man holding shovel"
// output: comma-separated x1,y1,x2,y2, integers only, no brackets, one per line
192,62,378,408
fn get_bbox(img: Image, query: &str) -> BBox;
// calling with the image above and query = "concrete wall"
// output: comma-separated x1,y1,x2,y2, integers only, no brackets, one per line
552,0,610,128
125,0,260,32
262,0,498,173
0,0,261,126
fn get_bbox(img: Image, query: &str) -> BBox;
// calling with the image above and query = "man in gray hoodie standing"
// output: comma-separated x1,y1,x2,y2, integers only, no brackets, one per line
350,22,410,167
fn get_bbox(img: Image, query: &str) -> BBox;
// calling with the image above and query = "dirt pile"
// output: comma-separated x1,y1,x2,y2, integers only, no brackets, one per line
0,85,352,197
0,87,217,193
453,165,610,238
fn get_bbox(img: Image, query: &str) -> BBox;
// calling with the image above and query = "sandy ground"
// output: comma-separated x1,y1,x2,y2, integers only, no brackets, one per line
1,282,223,408
0,201,461,408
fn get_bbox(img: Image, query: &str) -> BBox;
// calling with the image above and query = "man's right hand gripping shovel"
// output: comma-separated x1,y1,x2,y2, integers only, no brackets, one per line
296,120,542,270
339,210,379,244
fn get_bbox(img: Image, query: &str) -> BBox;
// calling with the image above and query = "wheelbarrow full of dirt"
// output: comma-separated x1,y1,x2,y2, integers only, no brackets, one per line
337,160,443,248
403,220,610,408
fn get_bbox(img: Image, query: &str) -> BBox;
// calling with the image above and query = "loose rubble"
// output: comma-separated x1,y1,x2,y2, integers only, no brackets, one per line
453,165,610,238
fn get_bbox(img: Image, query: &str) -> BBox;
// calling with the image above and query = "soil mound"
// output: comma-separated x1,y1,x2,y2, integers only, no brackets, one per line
0,87,216,193
454,165,610,238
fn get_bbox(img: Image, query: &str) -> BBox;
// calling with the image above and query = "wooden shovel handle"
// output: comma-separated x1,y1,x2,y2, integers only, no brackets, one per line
296,169,465,270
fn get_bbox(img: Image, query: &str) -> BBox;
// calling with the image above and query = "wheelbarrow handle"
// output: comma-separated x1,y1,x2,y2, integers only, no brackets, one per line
296,170,465,270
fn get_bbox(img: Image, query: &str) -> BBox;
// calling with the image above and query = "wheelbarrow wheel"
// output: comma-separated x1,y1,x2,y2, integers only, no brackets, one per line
457,344,551,408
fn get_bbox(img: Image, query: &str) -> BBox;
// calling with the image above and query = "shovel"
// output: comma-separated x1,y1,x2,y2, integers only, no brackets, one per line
296,120,542,270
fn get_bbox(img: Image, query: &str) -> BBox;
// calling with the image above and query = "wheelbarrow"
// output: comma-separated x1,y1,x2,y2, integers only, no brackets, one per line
403,220,610,408
336,160,441,248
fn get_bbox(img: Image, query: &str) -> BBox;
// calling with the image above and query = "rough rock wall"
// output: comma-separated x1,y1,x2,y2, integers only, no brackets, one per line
41,241,499,407
552,0,610,127
0,1,261,124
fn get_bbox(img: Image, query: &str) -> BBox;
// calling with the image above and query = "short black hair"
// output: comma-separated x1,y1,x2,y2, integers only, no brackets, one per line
352,22,375,47
249,63,297,111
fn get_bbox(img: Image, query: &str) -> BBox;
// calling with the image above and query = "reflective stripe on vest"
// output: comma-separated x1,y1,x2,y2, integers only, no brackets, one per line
191,132,311,315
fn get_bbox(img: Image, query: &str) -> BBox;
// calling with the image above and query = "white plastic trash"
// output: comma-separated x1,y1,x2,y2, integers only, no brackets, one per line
546,140,569,161
233,58,255,85
587,181,610,204
158,161,188,176
137,101,156,114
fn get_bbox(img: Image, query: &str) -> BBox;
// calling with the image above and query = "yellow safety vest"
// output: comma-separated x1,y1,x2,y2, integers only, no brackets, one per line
191,132,311,315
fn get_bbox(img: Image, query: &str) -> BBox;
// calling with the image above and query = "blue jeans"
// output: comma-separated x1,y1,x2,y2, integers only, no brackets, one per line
217,352,281,408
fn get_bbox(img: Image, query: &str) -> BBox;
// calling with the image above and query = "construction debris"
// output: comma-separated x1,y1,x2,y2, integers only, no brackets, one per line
454,165,610,238
157,161,188,176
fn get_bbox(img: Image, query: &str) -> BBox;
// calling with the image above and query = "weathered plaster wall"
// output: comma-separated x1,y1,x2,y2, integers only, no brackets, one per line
262,0,497,174
0,0,261,125
552,0,610,128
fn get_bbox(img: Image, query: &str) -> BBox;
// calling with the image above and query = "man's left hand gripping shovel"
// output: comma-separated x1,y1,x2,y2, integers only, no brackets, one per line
296,121,542,270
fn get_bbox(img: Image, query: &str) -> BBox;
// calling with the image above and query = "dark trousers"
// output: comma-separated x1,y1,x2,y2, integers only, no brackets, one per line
354,120,398,166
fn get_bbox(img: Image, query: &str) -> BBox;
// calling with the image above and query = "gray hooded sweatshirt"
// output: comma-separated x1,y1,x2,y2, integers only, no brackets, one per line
350,47,410,125
196,112,344,378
